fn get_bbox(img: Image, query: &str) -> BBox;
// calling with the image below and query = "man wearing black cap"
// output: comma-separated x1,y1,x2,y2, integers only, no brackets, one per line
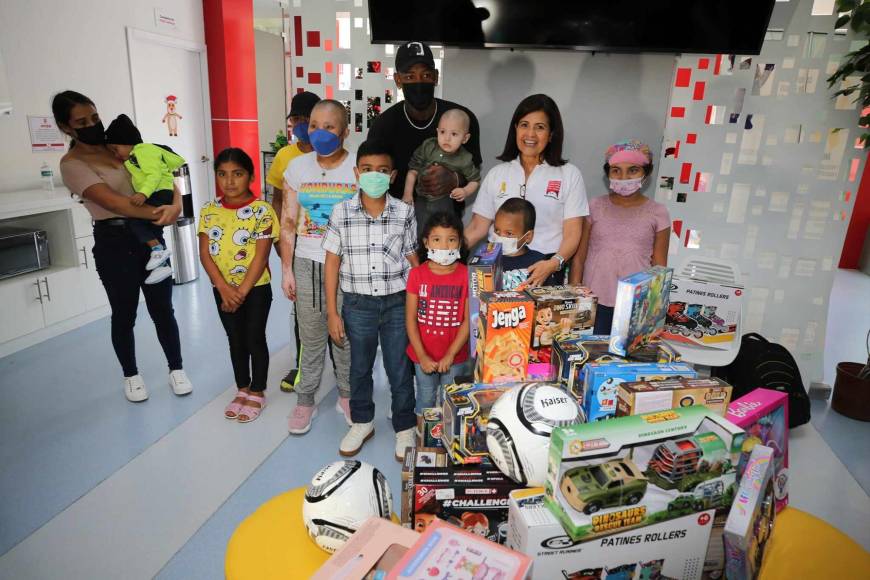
368,41,481,215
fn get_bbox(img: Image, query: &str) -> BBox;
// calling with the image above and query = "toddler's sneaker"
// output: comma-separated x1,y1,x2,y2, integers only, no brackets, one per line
339,422,374,457
168,369,193,396
146,247,172,271
335,396,352,426
145,266,173,285
124,375,149,402
395,428,416,462
288,405,318,434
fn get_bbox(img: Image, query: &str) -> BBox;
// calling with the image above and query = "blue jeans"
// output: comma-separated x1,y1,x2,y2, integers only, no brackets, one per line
414,361,470,414
342,291,416,432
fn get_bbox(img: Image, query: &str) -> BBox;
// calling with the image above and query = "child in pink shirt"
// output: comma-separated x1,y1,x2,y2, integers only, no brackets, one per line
570,140,670,334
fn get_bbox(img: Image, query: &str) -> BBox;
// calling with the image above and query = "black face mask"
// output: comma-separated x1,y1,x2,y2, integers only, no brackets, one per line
402,82,435,111
74,121,106,145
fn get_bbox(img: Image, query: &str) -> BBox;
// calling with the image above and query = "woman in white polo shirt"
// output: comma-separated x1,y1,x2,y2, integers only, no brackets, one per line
465,94,588,286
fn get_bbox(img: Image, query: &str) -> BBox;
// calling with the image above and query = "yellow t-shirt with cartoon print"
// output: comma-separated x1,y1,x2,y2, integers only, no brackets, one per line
198,198,279,287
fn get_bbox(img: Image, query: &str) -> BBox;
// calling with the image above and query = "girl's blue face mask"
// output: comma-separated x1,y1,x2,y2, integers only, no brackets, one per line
309,129,341,156
291,122,310,144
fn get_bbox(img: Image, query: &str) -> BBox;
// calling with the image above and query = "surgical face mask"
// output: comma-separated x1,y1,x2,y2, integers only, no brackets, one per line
401,82,436,111
427,247,460,266
74,121,106,146
358,171,390,198
309,128,341,156
492,232,528,256
610,177,644,196
292,122,310,144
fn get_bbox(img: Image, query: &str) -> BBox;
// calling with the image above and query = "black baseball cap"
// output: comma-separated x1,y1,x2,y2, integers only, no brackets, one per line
288,91,320,118
395,41,435,73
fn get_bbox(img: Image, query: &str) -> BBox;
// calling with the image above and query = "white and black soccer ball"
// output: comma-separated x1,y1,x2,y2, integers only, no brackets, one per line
486,383,582,486
302,460,393,553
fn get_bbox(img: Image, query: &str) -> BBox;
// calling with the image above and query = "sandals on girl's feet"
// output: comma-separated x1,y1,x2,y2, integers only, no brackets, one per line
225,392,249,419
238,393,266,423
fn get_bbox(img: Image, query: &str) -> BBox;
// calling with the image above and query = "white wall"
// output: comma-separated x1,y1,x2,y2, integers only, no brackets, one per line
0,0,205,194
254,29,287,173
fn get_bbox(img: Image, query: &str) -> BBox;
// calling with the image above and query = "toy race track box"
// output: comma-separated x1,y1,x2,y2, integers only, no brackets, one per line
408,448,524,545
417,407,444,450
662,276,742,350
441,383,513,464
617,377,733,418
507,488,713,580
526,285,598,380
311,517,420,580
723,445,776,580
726,388,789,512
468,242,502,356
387,518,532,580
545,405,744,543
609,266,673,357
552,335,681,402
475,291,535,384
581,362,697,422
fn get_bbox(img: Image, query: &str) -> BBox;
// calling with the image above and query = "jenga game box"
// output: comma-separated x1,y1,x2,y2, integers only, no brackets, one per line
468,242,502,356
526,285,598,380
475,291,535,383
404,447,524,544
442,382,513,464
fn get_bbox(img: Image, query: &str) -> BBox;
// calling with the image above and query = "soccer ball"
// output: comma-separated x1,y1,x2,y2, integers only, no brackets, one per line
302,460,393,553
486,383,582,486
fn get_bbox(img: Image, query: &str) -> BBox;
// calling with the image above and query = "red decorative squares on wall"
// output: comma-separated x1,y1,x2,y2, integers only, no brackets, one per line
698,57,710,70
675,67,692,87
326,85,334,99
686,133,697,144
325,61,334,74
693,81,706,101
672,219,683,238
294,16,303,57
295,66,304,78
307,31,320,47
324,39,333,51
680,162,692,184
713,54,723,75
671,107,686,118
308,72,322,84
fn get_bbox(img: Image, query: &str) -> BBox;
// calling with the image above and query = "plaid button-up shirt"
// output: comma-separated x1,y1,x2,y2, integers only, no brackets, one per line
322,194,417,296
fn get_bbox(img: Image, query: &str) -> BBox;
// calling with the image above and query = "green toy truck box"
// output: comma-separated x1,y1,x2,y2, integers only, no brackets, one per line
544,405,744,542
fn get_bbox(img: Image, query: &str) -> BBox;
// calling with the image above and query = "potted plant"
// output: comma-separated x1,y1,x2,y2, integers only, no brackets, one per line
827,1,870,146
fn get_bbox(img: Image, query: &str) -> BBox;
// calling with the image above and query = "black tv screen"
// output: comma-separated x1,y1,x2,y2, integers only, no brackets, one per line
369,0,776,55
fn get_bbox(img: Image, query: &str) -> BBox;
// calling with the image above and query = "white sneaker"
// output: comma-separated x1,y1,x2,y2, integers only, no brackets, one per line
395,427,416,462
168,370,193,396
145,266,173,285
124,375,149,402
339,422,374,457
146,248,172,271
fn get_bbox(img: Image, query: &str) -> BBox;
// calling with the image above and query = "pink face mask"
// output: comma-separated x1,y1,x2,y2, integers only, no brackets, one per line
610,177,643,196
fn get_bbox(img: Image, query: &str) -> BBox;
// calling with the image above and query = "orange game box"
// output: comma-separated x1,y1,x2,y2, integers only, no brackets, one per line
475,291,535,383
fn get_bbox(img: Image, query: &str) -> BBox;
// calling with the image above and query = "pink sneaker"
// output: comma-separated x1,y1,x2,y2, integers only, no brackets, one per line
288,404,318,434
335,396,352,426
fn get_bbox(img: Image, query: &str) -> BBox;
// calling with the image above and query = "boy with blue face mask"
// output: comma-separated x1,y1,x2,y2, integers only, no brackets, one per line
323,141,420,460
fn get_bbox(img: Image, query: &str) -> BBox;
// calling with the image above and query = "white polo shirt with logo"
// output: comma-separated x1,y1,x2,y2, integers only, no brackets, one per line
472,158,589,255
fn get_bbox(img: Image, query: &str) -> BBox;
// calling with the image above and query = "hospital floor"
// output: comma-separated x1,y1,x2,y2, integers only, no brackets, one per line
0,260,868,579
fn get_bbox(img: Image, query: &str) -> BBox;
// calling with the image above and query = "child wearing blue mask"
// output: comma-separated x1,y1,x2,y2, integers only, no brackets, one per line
323,141,420,461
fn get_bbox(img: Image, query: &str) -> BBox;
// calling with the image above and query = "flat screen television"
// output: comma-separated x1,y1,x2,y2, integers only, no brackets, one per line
369,0,776,55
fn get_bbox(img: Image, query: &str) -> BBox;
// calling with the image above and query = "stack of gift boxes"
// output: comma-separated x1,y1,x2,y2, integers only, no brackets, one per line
315,246,787,580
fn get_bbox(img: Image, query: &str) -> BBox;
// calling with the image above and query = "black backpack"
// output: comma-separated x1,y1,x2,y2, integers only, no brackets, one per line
713,333,811,428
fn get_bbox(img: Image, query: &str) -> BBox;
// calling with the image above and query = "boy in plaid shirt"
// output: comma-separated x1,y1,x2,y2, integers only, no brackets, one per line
323,141,420,459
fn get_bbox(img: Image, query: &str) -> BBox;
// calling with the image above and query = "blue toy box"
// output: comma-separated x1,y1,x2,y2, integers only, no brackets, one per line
610,266,673,357
582,361,697,422
468,242,503,356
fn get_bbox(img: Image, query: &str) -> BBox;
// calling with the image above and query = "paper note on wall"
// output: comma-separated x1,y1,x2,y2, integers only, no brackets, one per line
769,191,790,212
727,183,751,223
738,115,765,164
743,225,759,258
720,152,734,175
819,128,849,180
787,204,805,239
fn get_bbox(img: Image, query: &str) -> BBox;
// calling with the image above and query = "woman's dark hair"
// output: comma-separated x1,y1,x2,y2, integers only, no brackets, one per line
603,162,655,177
496,94,566,167
52,90,95,148
214,147,255,176
417,211,467,264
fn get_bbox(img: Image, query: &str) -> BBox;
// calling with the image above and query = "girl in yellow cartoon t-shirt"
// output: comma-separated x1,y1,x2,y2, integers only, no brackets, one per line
199,148,279,423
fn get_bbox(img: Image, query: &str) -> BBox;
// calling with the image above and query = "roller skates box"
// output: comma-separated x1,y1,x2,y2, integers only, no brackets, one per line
662,277,742,350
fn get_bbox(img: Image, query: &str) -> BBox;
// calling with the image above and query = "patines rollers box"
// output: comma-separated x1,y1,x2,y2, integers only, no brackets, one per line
468,242,502,355
507,488,713,580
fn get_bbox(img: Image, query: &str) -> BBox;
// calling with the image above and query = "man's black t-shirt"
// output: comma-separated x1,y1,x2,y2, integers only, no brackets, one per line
367,98,482,199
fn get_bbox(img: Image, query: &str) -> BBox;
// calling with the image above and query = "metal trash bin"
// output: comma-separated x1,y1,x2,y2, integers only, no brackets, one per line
174,164,195,218
169,217,199,284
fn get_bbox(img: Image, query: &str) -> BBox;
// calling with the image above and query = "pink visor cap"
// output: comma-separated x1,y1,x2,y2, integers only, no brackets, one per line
606,140,652,166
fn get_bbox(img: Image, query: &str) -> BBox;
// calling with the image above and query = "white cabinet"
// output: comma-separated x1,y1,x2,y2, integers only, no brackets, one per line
40,268,87,327
71,203,94,239
76,235,107,311
0,275,46,343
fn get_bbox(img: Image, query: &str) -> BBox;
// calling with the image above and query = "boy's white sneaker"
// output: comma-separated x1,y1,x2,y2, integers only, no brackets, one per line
124,375,149,402
145,266,173,285
339,422,374,457
395,428,416,462
169,370,193,396
146,248,172,271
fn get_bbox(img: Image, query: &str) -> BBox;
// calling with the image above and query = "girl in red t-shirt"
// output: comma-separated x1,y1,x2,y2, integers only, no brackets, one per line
405,212,470,414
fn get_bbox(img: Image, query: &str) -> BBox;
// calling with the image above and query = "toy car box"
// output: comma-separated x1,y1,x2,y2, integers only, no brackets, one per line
526,285,597,380
726,388,789,512
387,519,532,580
475,291,535,383
545,405,744,542
610,266,673,356
552,335,681,401
416,407,444,450
507,488,714,580
405,447,524,544
582,362,697,422
468,242,502,355
617,377,733,418
662,276,742,350
723,445,777,580
441,383,513,464
311,517,420,580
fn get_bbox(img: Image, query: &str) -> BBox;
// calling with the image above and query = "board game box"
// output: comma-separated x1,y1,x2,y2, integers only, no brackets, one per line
610,266,673,357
